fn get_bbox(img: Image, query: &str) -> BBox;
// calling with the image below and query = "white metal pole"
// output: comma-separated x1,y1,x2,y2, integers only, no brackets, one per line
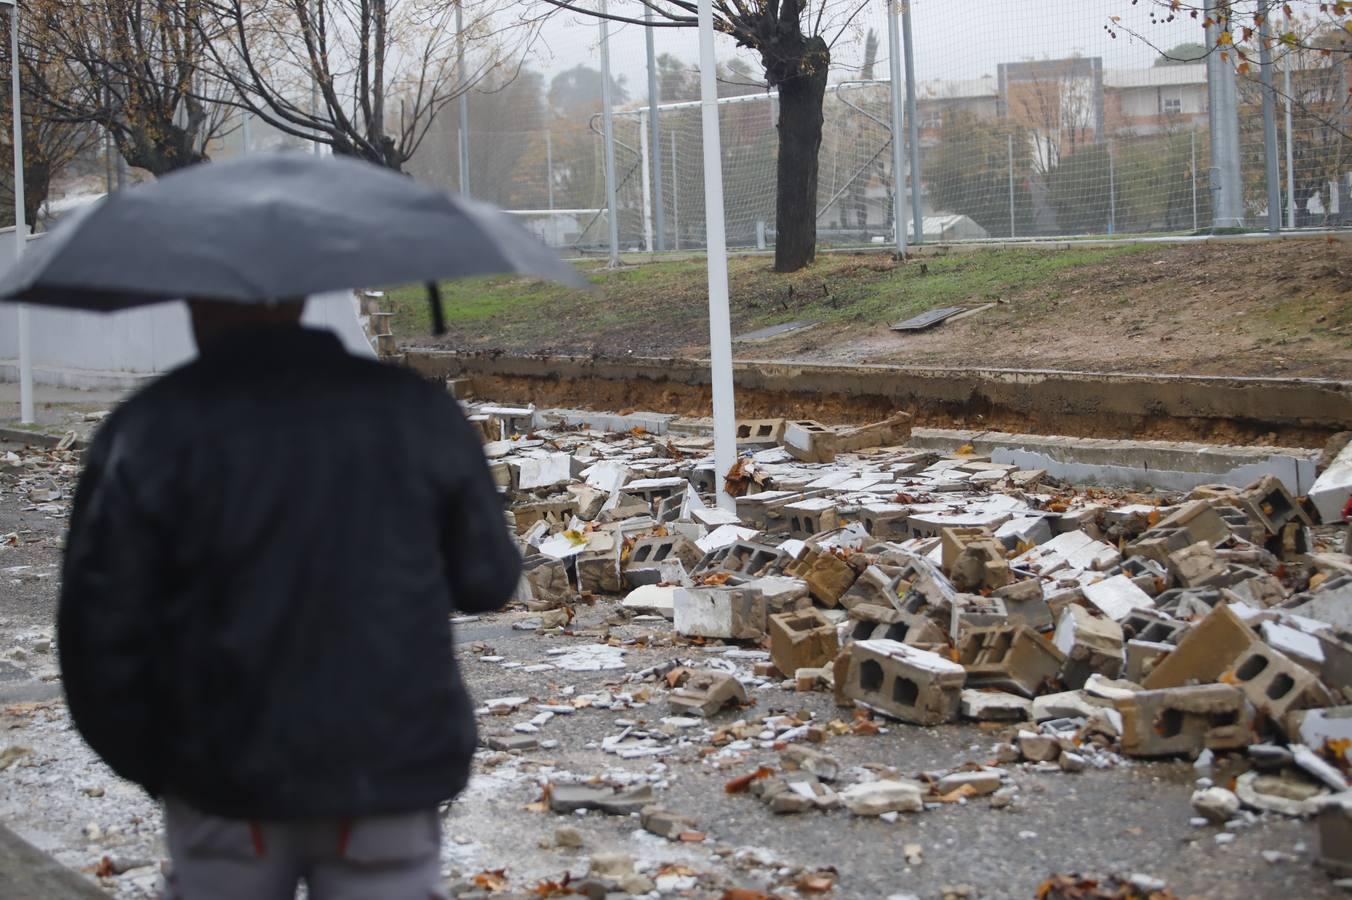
456,1,470,196
598,0,620,266
645,6,666,251
1283,51,1296,229
886,1,908,257
696,0,736,511
546,130,557,246
9,1,31,424
640,110,654,252
901,0,923,243
671,131,679,251
1008,133,1015,238
1258,3,1281,234
1191,128,1199,231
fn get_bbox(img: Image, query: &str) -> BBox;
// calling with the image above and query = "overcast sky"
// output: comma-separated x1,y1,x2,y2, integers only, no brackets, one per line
521,0,1206,100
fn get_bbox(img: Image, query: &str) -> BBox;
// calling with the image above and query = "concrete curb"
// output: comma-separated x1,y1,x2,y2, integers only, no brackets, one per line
0,823,108,899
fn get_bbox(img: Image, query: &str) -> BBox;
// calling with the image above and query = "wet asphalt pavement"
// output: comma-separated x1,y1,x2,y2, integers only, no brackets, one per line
0,438,1345,899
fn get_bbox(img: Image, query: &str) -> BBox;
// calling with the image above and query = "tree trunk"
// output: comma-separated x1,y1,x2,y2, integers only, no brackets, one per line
773,36,828,273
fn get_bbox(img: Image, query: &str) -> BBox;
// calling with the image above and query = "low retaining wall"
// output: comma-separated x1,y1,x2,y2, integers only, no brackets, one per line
404,351,1351,448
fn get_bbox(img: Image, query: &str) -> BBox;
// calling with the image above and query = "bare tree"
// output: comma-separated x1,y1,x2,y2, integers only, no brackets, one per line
22,0,229,176
200,0,543,171
537,0,871,273
0,16,102,226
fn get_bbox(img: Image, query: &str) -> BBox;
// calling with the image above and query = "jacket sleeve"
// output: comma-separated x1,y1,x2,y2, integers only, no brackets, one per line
58,424,165,793
437,394,523,613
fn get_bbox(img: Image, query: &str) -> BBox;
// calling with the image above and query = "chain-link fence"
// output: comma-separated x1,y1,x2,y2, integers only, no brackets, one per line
400,0,1351,255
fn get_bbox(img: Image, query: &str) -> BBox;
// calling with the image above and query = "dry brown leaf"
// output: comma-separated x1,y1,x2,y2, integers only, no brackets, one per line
724,766,775,794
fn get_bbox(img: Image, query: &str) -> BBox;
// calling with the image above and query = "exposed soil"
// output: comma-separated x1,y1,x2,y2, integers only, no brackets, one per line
764,240,1352,378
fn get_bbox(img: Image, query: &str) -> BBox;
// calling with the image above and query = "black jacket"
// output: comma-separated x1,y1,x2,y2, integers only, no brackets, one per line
59,326,520,820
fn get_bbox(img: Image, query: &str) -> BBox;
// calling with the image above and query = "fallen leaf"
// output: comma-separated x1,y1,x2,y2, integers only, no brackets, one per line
473,869,510,892
721,891,773,900
724,766,775,794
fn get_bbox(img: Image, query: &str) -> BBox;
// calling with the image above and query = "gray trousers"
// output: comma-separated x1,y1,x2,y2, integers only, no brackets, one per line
162,797,446,900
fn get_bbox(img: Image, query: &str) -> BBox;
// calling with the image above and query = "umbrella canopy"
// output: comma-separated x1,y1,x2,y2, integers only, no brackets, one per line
0,152,584,330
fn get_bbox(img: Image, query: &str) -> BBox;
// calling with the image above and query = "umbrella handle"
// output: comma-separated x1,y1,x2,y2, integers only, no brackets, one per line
427,281,446,336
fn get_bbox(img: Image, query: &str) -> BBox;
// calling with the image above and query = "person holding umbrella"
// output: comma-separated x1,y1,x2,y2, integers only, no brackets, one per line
0,153,582,899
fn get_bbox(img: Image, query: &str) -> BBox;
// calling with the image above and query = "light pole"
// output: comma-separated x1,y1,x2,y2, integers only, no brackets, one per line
3,0,31,424
696,0,736,511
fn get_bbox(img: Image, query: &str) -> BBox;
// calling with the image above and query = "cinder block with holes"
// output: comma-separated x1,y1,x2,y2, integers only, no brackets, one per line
692,540,785,583
1239,474,1313,535
782,420,838,464
785,498,840,541
1157,500,1232,547
1116,684,1253,758
842,639,966,725
735,490,803,531
1120,608,1188,645
949,594,1009,641
624,534,703,587
958,625,1066,698
786,547,858,607
858,503,910,540
770,608,840,677
735,418,785,446
1223,642,1334,722
847,603,946,647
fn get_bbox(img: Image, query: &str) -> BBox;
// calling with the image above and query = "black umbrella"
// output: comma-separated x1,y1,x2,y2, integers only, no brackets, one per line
0,152,585,333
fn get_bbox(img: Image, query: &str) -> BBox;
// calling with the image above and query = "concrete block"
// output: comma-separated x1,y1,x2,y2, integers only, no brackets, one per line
1053,604,1125,689
786,547,858,608
576,545,622,595
993,579,1054,631
742,576,812,613
842,639,966,725
950,539,1012,593
1143,603,1260,690
1117,684,1254,758
1317,792,1352,876
1082,574,1155,621
770,608,839,677
735,418,785,445
669,670,747,717
1286,707,1352,750
1240,474,1314,535
623,585,678,618
858,503,911,540
1310,441,1352,525
785,498,839,541
624,534,702,587
521,554,573,610
949,595,1009,641
834,412,913,453
960,624,1065,697
782,420,838,464
961,689,1033,721
1032,690,1101,722
694,540,785,581
839,565,903,611
673,586,767,640
1167,541,1231,589
1223,642,1333,723
1157,500,1232,547
840,779,925,815
1124,639,1174,685
847,604,946,646
941,527,991,571
734,490,802,531
1119,608,1187,645
994,516,1054,551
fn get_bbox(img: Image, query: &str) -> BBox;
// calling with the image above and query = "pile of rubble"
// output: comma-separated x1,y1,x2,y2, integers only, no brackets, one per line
470,401,1352,881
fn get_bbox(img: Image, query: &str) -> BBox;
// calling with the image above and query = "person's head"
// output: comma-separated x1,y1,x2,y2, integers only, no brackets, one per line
188,298,306,349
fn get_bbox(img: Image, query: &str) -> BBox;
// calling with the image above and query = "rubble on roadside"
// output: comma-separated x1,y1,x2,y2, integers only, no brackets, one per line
465,398,1352,885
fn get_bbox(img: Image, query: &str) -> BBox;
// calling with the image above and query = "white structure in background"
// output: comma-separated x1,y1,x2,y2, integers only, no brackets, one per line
0,229,376,390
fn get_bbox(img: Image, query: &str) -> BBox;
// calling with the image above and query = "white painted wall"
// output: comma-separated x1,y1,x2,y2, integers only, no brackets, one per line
0,227,376,389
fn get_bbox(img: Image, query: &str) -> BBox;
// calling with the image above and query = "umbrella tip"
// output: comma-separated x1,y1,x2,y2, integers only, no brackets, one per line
427,282,446,336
